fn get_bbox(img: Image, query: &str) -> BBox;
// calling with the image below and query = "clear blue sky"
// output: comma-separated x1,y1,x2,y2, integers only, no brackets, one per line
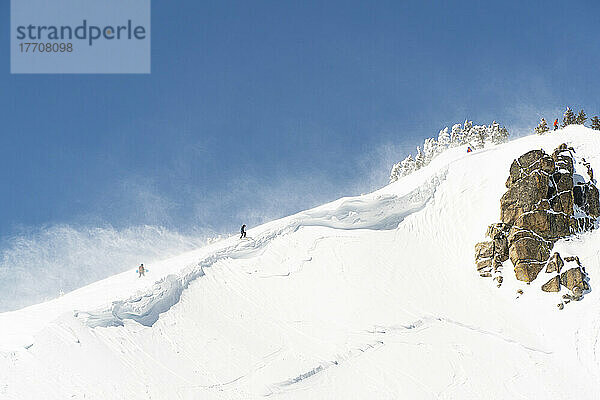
2,0,600,238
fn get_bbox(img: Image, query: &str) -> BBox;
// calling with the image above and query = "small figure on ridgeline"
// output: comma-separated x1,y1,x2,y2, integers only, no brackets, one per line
554,118,559,131
467,146,473,153
138,263,145,278
240,224,247,239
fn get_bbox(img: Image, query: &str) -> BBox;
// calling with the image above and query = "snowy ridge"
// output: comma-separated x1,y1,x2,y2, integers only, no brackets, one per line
77,172,447,328
3,126,600,399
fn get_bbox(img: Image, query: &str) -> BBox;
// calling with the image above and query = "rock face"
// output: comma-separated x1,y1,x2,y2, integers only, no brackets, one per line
475,241,494,273
476,143,597,300
560,267,589,293
491,144,597,282
564,256,581,265
541,276,560,292
573,183,600,218
500,147,568,281
545,252,564,274
474,223,510,276
583,158,594,181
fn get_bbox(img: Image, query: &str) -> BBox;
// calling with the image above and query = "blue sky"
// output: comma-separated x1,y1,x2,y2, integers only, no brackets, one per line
2,0,600,239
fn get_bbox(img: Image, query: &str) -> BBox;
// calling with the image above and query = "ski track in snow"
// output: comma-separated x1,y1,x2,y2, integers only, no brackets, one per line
77,173,447,328
368,315,551,354
265,340,386,396
197,314,550,396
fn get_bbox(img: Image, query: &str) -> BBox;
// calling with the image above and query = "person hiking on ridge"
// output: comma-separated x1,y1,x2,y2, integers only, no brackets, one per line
554,118,559,131
240,224,247,239
138,264,145,278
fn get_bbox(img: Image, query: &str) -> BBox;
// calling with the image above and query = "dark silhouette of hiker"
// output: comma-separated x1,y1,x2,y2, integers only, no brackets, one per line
240,224,247,239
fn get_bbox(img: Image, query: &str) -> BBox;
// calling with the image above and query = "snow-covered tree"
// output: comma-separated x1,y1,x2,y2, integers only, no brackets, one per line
534,118,549,135
389,161,403,183
461,121,484,149
591,116,600,131
463,120,473,132
471,125,488,149
437,127,450,151
414,147,425,169
576,109,587,125
488,121,509,144
389,154,417,183
401,155,416,175
389,119,510,182
461,119,498,149
562,107,575,127
450,124,463,147
423,138,438,163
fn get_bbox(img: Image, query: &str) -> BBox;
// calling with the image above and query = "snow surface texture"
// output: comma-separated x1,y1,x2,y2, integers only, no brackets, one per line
2,126,600,399
0,225,210,312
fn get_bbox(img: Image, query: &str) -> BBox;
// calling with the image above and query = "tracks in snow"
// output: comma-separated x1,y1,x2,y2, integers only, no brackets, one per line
258,314,551,395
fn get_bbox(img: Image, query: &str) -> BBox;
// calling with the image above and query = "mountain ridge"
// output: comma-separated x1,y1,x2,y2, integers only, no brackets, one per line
2,126,600,399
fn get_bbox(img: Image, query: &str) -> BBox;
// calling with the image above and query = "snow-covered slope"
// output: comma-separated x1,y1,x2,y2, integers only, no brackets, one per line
2,126,600,400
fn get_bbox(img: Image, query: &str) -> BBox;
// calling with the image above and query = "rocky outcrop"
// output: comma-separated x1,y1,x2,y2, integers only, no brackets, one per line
507,229,550,281
500,147,572,281
582,158,594,181
541,276,560,292
476,143,597,302
545,252,563,274
573,183,600,218
475,241,494,274
564,256,581,265
560,267,589,294
474,223,510,277
483,144,598,283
